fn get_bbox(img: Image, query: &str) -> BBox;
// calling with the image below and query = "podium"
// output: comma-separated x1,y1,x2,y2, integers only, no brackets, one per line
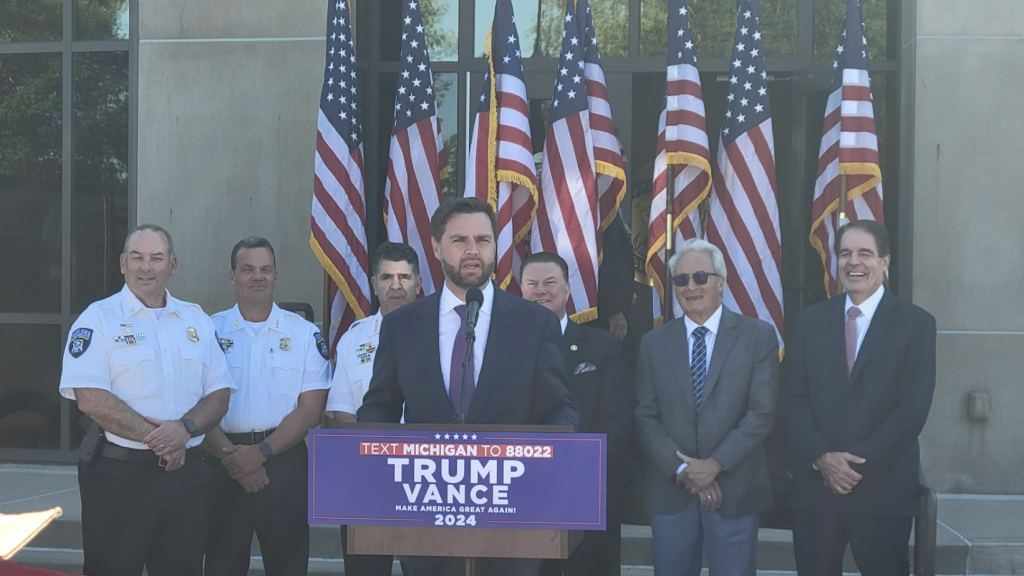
309,424,604,574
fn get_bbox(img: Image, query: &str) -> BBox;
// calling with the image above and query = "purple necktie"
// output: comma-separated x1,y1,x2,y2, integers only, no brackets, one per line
846,306,862,376
449,304,476,415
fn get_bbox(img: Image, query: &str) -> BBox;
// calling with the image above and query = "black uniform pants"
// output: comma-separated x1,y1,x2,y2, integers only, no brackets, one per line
204,444,310,576
792,510,913,576
78,455,211,576
540,522,622,576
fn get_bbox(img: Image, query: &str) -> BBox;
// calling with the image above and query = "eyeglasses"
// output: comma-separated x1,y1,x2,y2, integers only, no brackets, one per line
671,271,721,287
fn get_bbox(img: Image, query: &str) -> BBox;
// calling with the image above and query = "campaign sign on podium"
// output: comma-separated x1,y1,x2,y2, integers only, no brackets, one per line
309,427,605,531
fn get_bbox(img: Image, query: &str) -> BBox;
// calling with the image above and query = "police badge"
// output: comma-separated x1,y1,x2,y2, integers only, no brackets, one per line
69,328,93,358
187,327,199,342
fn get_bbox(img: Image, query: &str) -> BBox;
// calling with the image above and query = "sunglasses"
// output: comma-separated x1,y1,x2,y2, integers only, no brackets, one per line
671,271,721,287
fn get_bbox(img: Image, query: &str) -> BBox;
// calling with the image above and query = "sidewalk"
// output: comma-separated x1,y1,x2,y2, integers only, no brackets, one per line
2,463,1022,575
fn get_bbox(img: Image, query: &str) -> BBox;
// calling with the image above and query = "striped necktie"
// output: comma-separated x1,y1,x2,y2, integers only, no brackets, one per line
691,326,709,410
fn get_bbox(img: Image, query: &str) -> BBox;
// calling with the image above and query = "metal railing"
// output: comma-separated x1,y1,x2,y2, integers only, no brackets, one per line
915,484,938,576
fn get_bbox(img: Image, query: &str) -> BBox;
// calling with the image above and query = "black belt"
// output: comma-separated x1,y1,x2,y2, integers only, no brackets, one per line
100,444,205,467
225,429,276,445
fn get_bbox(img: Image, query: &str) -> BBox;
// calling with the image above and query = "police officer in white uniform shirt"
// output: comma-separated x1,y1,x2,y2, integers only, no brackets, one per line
203,237,331,576
59,224,235,576
327,242,420,576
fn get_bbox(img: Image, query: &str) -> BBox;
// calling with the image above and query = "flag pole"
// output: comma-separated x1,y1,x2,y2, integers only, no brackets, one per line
663,163,675,324
838,173,849,223
322,271,331,347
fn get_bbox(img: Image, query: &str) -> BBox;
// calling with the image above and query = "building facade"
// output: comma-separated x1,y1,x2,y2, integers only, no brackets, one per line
1,0,1021,494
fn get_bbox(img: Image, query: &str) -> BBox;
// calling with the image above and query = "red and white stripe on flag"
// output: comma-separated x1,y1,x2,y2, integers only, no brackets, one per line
577,0,626,231
705,0,784,351
646,1,711,326
809,0,884,298
384,0,448,296
532,0,600,323
311,0,371,355
464,4,538,296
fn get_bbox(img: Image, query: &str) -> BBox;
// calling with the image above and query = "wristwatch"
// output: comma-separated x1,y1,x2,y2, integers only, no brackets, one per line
180,417,198,437
258,440,274,459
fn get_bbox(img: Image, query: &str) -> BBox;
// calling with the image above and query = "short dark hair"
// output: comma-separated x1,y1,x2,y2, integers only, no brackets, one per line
231,237,276,270
836,220,890,258
123,224,175,258
520,252,570,283
430,197,498,242
372,242,420,277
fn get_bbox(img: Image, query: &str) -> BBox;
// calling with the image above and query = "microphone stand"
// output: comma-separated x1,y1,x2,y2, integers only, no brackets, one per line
457,325,476,425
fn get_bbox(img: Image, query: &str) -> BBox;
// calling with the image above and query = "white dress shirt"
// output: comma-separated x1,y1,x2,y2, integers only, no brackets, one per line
845,284,885,358
559,314,568,335
326,311,383,415
59,285,236,449
677,305,724,474
439,281,494,393
212,304,331,433
683,305,724,374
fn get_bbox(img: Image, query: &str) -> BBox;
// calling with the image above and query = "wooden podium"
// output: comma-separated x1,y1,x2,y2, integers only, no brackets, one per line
329,424,588,574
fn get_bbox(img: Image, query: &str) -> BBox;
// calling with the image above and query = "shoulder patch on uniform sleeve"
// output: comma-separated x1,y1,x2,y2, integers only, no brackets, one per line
69,328,93,358
314,332,330,361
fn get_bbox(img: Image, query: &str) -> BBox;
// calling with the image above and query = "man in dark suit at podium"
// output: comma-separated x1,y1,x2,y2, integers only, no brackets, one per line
788,220,937,576
520,252,631,576
358,197,578,576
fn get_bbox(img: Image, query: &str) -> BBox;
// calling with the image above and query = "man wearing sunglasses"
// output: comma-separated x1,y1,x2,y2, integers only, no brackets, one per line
635,238,779,576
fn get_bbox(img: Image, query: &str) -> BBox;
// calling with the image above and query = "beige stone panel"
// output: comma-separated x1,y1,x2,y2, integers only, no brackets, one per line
911,38,1024,331
141,0,328,40
137,40,328,323
919,333,1024,494
917,0,1024,37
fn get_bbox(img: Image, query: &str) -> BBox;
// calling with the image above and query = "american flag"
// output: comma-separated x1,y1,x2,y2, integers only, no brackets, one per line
704,0,785,349
384,0,447,295
464,0,538,295
531,0,600,323
578,0,627,231
646,0,712,325
310,0,370,354
809,0,884,297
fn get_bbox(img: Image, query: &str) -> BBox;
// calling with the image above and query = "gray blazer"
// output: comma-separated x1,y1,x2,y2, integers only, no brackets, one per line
635,305,779,518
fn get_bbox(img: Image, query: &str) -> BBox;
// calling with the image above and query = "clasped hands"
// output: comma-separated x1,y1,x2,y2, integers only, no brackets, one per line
815,451,867,495
676,451,723,511
221,444,271,494
143,417,190,472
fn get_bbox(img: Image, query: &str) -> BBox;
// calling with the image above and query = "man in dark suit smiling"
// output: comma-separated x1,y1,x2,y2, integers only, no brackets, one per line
358,198,577,576
520,252,631,576
788,220,937,576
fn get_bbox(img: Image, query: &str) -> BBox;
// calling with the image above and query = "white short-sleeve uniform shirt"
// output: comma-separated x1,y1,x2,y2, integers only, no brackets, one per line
326,311,383,416
59,285,236,449
211,303,332,433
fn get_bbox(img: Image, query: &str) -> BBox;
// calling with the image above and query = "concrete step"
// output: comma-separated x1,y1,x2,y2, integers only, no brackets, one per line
11,518,977,575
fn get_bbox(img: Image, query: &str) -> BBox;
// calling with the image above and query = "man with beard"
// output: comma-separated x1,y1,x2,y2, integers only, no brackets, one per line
358,197,578,576
327,242,421,576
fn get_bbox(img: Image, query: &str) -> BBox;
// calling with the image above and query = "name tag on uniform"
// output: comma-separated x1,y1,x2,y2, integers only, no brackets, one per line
357,342,376,365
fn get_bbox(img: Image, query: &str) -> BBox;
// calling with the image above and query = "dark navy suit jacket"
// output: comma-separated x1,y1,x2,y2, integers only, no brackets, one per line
357,285,578,428
787,289,937,518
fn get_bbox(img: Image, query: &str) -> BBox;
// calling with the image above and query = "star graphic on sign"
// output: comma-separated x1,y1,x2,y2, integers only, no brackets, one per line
462,434,469,440
471,434,478,440
444,433,450,439
435,434,441,439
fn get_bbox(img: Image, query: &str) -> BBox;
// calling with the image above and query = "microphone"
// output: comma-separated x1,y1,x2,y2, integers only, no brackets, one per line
465,287,484,333
457,287,484,425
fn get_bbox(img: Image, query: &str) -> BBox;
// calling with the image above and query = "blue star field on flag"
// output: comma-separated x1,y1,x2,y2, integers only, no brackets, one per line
394,0,439,132
475,0,527,114
721,0,770,146
321,0,361,154
831,0,871,90
548,0,589,123
668,0,697,67
577,0,603,66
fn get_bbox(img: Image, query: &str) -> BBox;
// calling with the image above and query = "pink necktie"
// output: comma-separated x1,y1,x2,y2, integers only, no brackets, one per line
846,306,862,376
